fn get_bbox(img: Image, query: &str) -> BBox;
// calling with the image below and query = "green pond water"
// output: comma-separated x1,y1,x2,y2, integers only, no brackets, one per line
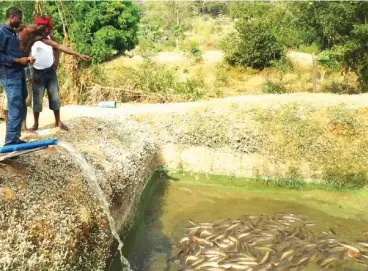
110,171,368,271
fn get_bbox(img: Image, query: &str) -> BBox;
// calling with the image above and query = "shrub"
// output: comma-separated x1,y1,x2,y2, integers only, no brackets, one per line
316,50,342,71
91,60,204,103
188,46,203,63
263,81,287,94
325,81,359,95
222,19,285,69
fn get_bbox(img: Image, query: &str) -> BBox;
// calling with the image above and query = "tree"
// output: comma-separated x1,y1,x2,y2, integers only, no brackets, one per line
222,19,285,69
228,2,302,49
295,2,368,89
42,1,140,63
136,1,198,52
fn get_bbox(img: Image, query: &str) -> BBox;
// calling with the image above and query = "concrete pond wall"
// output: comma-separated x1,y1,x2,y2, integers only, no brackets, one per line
1,94,368,270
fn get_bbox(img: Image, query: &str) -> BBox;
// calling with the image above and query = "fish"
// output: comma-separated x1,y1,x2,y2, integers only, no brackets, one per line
225,256,257,262
185,255,199,265
280,249,295,261
309,252,319,263
328,228,337,236
194,261,219,269
339,242,360,253
188,219,197,226
179,236,190,244
202,268,226,271
192,236,214,247
203,249,227,257
256,246,276,253
358,241,368,248
302,243,317,249
259,251,272,265
237,232,252,239
199,229,213,238
225,223,240,232
214,240,234,249
219,263,257,269
177,213,368,271
188,227,202,237
319,257,337,267
355,259,368,266
190,257,207,267
213,232,230,241
294,256,309,266
206,255,222,262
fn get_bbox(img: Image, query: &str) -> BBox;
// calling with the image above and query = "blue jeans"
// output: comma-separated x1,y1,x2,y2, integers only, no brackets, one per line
1,77,27,145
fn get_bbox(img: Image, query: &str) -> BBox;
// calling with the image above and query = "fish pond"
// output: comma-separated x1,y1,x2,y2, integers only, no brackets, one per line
110,171,368,271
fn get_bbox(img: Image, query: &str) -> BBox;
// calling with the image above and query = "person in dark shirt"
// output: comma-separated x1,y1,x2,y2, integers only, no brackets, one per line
2,23,44,131
0,7,35,145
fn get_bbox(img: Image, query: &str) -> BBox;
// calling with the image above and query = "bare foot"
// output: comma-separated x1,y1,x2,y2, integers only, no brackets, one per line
29,125,39,132
57,123,69,131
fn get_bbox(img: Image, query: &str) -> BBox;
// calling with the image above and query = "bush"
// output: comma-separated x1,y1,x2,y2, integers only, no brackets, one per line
263,81,287,94
188,46,203,63
92,60,204,102
325,171,366,189
222,19,285,69
317,50,342,71
325,81,359,95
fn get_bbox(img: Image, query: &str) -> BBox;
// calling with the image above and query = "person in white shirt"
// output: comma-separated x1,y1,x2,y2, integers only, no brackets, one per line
29,16,90,131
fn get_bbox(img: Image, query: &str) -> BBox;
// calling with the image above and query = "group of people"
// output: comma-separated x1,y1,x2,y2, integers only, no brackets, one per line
0,7,90,146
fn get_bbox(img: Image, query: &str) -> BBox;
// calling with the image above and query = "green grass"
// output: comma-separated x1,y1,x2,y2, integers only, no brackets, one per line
297,43,320,54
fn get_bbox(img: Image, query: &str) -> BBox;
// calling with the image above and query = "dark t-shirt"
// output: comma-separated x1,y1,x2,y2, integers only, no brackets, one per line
0,24,24,79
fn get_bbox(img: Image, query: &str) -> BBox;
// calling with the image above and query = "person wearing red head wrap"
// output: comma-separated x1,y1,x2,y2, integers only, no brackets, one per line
33,15,52,35
28,15,90,132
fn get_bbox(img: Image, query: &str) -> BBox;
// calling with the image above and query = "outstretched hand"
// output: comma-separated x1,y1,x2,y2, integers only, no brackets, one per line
79,55,91,61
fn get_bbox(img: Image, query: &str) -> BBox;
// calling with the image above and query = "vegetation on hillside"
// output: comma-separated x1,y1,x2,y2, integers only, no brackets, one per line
0,1,366,104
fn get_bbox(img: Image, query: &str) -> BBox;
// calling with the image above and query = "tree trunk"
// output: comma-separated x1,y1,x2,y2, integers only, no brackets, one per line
176,9,179,51
34,0,43,16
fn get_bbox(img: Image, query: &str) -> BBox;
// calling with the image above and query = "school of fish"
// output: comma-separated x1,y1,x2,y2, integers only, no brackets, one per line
175,213,368,270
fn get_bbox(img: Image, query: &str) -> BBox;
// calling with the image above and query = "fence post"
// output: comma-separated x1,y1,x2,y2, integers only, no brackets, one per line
312,52,317,93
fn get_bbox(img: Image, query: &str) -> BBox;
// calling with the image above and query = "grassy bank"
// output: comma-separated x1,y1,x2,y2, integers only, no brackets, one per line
132,94,368,189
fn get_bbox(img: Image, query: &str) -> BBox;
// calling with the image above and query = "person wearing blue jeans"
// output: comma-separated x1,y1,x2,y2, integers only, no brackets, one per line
0,7,35,145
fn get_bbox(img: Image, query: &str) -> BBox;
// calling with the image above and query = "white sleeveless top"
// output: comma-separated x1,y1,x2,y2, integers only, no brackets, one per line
31,38,54,70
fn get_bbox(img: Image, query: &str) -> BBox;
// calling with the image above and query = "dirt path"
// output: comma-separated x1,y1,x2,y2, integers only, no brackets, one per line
1,93,368,145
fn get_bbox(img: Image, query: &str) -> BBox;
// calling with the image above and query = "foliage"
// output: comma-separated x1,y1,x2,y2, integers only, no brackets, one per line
294,2,368,89
297,43,319,54
72,2,140,63
228,2,302,49
93,60,205,102
316,50,342,71
339,23,368,91
263,81,287,94
188,45,203,63
324,81,359,95
222,19,285,69
39,1,140,63
136,2,198,53
136,22,163,53
194,1,228,17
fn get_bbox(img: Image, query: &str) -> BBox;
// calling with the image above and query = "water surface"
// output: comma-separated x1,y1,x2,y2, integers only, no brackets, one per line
111,171,368,271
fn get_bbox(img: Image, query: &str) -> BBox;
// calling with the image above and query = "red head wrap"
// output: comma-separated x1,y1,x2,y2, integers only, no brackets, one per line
34,16,52,33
